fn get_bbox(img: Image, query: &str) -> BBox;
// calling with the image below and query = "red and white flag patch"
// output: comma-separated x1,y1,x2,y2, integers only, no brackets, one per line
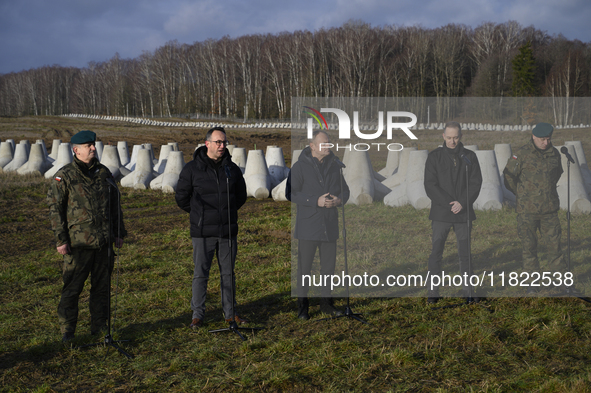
512,155,518,160
54,176,62,182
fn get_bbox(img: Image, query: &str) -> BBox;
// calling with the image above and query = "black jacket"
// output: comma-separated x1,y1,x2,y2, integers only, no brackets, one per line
287,147,350,242
424,142,482,223
175,146,247,238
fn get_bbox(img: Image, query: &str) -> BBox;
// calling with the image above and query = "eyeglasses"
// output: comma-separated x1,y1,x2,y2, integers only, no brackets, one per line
209,140,229,146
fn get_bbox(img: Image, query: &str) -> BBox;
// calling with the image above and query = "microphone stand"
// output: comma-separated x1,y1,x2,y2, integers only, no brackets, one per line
78,179,133,359
210,165,264,340
555,149,590,302
433,154,490,312
318,165,367,324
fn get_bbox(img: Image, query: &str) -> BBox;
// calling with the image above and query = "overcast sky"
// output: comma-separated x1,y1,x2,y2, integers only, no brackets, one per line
1,0,590,75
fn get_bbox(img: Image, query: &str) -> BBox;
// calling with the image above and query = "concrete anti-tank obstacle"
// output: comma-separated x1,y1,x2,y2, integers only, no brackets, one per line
405,150,431,210
378,149,400,177
227,145,236,155
100,145,130,180
121,149,158,190
244,150,271,199
272,178,289,201
565,141,591,196
143,143,157,165
117,141,130,167
150,151,186,193
556,145,591,214
382,147,417,189
45,143,73,179
2,143,29,172
125,145,143,171
17,143,53,175
95,141,104,161
154,145,173,174
121,148,158,190
0,142,14,169
343,150,374,205
168,142,179,151
231,148,247,173
266,146,288,189
473,150,503,211
493,144,516,205
49,139,61,161
36,140,53,163
6,139,15,152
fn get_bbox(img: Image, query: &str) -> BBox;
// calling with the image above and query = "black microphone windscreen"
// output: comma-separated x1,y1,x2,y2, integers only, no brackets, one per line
561,146,569,154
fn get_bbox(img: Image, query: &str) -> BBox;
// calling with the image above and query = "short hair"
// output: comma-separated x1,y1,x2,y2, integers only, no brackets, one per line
206,127,226,141
311,130,329,142
444,121,462,135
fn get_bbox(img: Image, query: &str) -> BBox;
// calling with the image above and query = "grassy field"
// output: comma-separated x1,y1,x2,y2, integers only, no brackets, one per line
1,117,591,392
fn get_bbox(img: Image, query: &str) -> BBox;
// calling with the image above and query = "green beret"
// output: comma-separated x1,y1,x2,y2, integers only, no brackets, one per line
71,130,96,145
532,123,553,138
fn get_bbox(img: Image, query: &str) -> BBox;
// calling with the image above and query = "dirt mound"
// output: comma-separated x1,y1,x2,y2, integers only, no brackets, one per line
44,128,73,140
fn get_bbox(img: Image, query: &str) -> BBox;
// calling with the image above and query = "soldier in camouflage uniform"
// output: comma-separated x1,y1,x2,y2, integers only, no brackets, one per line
503,123,564,276
47,130,126,342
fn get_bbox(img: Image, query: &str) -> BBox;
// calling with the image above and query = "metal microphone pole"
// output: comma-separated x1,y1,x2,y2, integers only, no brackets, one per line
210,164,264,340
556,148,590,302
433,153,490,312
318,164,367,324
78,179,133,359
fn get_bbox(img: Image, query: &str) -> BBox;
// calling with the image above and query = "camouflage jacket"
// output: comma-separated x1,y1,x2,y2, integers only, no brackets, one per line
503,139,563,214
47,157,126,249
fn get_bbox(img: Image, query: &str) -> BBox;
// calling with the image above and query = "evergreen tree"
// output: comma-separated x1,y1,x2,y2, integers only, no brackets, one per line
512,41,537,96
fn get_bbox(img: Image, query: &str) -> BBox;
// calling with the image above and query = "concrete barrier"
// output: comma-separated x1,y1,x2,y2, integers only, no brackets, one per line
2,143,29,172
45,143,73,179
557,145,591,214
244,150,271,199
473,150,503,211
0,141,14,169
121,148,158,189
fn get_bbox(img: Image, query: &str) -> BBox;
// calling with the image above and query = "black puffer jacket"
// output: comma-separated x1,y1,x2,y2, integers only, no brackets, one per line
424,142,482,223
175,146,247,238
287,147,350,242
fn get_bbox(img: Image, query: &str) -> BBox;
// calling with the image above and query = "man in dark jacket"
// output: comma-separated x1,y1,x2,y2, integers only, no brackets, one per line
175,127,248,329
287,130,350,319
503,123,564,277
47,130,126,342
424,122,482,303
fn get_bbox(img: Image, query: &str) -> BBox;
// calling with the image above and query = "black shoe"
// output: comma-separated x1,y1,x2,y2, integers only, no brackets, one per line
62,332,75,342
466,297,481,304
427,297,441,304
297,298,310,320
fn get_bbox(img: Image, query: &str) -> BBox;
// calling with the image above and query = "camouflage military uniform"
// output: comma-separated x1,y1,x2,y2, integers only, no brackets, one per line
47,157,126,334
503,139,563,271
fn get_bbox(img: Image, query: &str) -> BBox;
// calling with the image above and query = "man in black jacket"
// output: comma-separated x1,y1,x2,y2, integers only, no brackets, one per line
287,130,350,319
424,122,482,304
175,127,248,328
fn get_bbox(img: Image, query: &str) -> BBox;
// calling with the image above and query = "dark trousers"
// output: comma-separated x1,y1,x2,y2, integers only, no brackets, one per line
517,212,564,271
427,221,471,293
191,237,237,320
58,246,113,334
297,239,337,298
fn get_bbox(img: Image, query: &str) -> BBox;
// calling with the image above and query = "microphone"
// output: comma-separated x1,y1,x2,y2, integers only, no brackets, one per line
460,153,471,165
224,165,232,178
561,146,575,164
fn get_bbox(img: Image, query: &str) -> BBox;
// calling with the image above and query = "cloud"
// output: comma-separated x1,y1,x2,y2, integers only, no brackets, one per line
1,0,590,74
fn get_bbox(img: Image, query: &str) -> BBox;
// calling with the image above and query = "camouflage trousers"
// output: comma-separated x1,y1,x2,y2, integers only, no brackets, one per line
517,213,564,272
58,246,114,334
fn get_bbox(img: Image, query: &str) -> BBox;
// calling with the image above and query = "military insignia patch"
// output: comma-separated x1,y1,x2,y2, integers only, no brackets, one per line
512,155,518,160
54,177,62,181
